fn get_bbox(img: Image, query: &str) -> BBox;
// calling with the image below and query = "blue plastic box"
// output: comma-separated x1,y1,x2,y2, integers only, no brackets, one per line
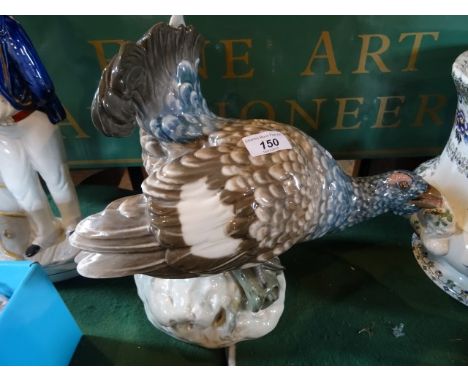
0,261,82,365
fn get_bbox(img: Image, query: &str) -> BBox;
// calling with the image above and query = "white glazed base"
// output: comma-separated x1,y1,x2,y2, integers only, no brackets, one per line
411,50,468,306
134,271,286,348
35,236,79,282
0,218,79,282
412,234,468,305
0,245,79,283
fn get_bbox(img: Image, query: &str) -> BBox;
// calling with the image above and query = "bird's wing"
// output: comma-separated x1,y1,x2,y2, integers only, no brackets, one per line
73,119,325,278
143,119,322,275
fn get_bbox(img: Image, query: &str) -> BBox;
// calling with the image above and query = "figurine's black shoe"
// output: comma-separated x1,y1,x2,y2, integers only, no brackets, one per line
25,244,41,257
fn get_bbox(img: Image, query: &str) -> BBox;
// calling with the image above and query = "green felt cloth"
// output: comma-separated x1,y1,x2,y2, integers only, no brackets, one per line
56,185,468,365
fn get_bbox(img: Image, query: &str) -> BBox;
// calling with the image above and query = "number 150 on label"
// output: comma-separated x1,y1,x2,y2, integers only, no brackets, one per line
242,131,292,157
260,138,280,149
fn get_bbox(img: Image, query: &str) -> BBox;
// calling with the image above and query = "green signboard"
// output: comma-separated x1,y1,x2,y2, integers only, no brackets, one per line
15,15,468,167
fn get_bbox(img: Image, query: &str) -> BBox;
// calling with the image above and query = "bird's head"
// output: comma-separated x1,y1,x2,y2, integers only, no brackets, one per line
377,170,442,216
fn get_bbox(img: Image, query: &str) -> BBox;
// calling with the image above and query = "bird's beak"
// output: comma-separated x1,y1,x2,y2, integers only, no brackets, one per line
411,185,443,209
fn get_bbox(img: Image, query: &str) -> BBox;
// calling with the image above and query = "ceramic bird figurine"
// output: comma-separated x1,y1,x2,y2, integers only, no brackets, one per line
70,18,442,350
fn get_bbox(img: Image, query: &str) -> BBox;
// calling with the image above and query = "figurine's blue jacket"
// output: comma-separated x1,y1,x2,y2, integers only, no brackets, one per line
0,16,65,124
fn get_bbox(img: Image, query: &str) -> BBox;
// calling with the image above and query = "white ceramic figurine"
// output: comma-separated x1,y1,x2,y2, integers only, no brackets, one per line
0,16,81,280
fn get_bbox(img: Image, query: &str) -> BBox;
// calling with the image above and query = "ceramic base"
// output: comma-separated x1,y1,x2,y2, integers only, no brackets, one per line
0,235,79,282
412,233,468,305
135,271,286,349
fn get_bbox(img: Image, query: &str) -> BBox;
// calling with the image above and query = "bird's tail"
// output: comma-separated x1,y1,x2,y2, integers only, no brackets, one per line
70,194,194,279
91,17,214,141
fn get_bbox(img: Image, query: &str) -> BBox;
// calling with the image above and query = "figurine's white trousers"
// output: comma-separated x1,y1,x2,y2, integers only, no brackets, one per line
0,111,81,247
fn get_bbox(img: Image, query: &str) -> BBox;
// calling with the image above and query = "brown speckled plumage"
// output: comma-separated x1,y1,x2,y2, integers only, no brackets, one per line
73,117,337,278
145,119,323,274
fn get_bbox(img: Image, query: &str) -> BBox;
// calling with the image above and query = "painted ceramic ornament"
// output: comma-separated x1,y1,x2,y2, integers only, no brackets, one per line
135,271,286,349
70,16,441,360
0,16,81,281
411,51,468,306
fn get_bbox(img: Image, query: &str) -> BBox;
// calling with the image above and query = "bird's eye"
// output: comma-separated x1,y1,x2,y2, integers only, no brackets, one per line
398,181,410,190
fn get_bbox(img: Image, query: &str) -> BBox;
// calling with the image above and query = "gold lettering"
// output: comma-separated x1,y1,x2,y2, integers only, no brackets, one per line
372,96,406,128
399,32,439,72
333,97,364,129
240,100,275,120
221,39,255,79
198,40,210,80
300,31,341,75
58,109,90,139
286,99,326,130
88,40,126,71
412,94,447,127
353,34,391,74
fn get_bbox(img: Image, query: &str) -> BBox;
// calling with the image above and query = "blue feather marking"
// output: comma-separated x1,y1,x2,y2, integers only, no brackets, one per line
148,59,216,143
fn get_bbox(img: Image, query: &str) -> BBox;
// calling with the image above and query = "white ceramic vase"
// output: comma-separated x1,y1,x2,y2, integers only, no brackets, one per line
412,51,468,305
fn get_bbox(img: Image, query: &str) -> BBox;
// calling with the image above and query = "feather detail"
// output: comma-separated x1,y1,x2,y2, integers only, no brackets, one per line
91,22,213,142
73,119,341,278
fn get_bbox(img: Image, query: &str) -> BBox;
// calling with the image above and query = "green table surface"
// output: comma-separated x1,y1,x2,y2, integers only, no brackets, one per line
57,185,468,365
